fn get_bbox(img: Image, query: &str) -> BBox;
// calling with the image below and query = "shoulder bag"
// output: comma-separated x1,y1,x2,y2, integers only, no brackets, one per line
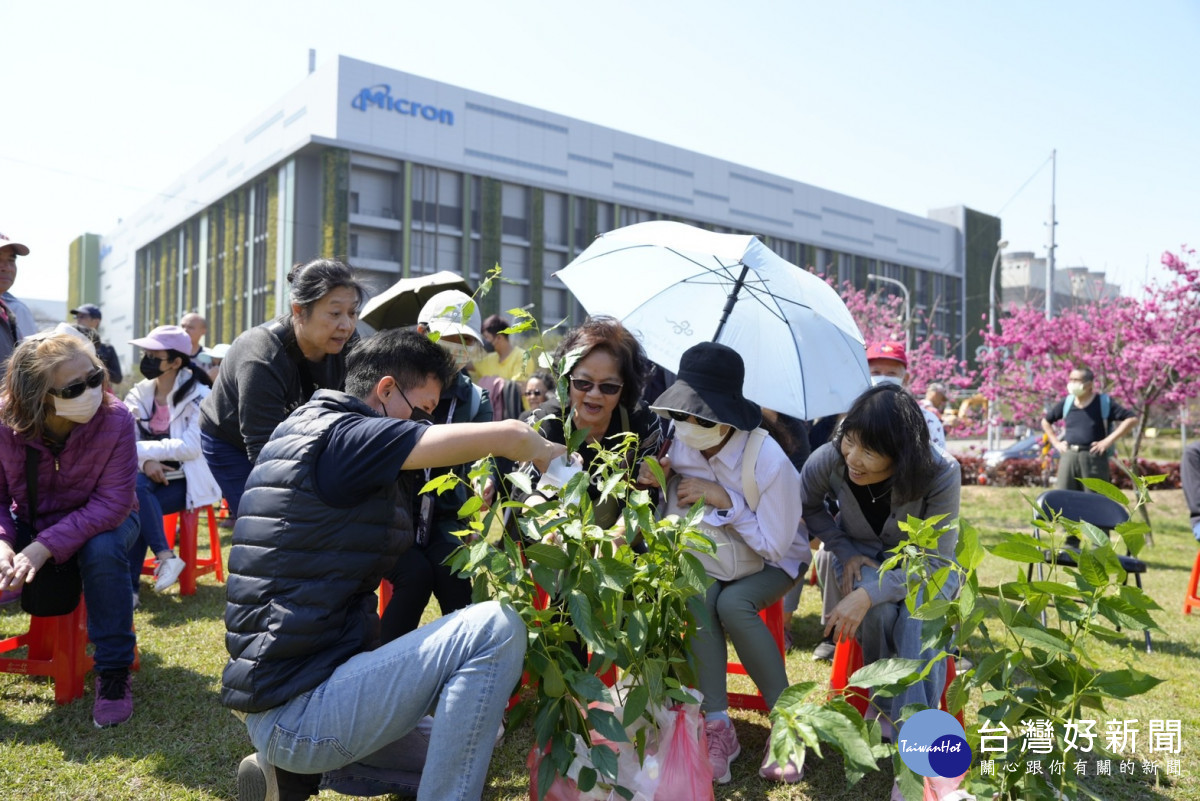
16,445,83,617
664,429,767,581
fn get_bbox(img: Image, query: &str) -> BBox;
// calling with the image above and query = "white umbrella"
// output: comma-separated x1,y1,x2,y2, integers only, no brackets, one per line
556,221,869,420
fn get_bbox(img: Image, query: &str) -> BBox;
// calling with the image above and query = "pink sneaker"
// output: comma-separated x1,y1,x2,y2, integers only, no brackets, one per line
705,718,741,784
759,742,804,783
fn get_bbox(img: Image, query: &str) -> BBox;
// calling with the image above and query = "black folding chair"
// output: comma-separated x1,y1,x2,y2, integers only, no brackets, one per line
1030,489,1151,652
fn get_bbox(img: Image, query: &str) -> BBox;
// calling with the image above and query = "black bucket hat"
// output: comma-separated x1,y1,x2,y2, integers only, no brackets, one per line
650,342,761,431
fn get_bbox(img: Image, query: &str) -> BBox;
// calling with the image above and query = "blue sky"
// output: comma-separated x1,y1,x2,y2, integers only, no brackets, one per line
2,0,1197,302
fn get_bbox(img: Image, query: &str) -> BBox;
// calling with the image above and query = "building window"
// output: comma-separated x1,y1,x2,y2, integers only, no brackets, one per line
544,192,567,246
501,183,530,240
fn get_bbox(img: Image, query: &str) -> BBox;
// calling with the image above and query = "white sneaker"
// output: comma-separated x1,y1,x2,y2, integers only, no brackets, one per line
154,556,187,592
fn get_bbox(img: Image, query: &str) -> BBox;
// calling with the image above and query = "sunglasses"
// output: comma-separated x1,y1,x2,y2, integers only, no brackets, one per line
569,377,623,396
524,389,546,398
49,367,105,399
668,410,717,428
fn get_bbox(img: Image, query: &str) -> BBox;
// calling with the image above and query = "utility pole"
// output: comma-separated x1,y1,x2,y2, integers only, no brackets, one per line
1045,149,1057,320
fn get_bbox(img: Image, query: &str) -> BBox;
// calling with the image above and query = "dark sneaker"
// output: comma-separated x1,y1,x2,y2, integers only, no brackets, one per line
93,670,133,728
237,752,321,801
811,636,836,662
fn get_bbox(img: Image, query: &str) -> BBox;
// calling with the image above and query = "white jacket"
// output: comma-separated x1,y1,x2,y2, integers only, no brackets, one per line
124,368,223,511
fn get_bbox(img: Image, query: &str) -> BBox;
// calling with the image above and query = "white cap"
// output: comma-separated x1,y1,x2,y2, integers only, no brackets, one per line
209,343,231,360
417,289,482,344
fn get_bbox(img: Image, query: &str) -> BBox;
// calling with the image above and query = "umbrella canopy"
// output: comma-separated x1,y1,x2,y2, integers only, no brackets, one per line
556,221,869,420
359,270,471,331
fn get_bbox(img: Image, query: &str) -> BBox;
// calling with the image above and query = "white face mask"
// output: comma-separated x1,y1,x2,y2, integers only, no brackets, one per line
53,385,103,424
1067,381,1086,397
674,419,729,451
871,375,904,388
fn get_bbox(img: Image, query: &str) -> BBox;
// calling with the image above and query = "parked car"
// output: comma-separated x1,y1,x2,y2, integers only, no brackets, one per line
983,432,1059,470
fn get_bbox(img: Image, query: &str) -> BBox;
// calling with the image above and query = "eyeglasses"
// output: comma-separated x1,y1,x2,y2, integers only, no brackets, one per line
668,410,717,428
568,377,623,396
49,367,105,399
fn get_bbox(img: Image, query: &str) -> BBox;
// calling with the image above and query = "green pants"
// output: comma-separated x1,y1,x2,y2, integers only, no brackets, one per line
1055,448,1111,490
695,565,798,713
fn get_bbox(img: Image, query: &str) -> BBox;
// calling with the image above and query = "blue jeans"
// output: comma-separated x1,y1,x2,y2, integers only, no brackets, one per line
78,512,140,672
854,565,960,724
243,601,525,801
200,431,252,517
129,474,188,593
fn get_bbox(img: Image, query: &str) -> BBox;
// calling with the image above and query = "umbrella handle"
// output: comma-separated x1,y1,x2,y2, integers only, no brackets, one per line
713,263,750,341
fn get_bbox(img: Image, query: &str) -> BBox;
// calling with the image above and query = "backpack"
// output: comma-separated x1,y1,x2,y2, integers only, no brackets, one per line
1062,392,1115,456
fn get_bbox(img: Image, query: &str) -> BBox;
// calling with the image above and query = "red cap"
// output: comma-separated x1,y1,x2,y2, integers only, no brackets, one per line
866,341,908,367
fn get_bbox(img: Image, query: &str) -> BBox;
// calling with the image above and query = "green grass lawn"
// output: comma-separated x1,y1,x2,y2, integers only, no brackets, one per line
2,487,1197,800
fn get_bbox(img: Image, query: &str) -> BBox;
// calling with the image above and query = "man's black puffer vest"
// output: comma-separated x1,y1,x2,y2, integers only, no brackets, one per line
221,390,413,713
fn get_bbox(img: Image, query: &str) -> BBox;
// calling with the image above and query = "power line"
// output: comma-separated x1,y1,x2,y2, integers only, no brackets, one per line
996,153,1053,216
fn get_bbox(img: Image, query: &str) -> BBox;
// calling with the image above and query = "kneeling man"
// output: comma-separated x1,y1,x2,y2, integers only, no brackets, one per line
222,329,564,801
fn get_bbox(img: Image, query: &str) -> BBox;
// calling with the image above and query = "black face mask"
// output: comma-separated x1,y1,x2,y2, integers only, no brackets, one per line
482,340,496,354
409,407,435,424
139,355,165,380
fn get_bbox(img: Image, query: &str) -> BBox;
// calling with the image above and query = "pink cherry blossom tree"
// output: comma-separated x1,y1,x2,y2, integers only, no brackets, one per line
979,246,1200,465
824,275,981,434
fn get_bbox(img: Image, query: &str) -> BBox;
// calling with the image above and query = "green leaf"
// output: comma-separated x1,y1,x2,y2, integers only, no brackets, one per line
590,742,619,781
772,681,817,714
535,750,558,801
566,592,597,649
1076,477,1130,506
955,520,985,571
1096,597,1157,631
626,608,647,651
541,658,567,698
1078,520,1111,548
1028,580,1081,598
457,495,483,518
569,672,610,703
910,598,952,620
622,683,649,727
849,657,925,688
1010,625,1071,654
587,707,628,744
988,540,1046,563
1077,549,1109,587
806,705,879,784
945,669,969,715
506,471,533,495
576,766,597,793
1090,668,1163,698
524,543,571,570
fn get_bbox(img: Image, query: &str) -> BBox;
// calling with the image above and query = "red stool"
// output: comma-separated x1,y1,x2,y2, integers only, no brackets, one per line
378,578,394,616
727,599,785,712
828,637,962,725
1184,551,1200,615
143,506,224,595
0,600,91,704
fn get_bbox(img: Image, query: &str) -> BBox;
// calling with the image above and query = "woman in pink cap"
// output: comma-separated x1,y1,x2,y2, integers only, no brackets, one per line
125,325,222,604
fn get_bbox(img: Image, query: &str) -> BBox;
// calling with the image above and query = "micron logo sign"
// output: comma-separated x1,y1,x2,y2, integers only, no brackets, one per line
351,84,454,126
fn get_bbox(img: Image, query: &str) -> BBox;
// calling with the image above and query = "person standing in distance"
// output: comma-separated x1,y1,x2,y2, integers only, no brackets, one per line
70,303,124,384
1040,365,1137,491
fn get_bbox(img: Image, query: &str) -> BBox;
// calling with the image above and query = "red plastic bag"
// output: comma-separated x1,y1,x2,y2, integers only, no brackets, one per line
654,704,714,801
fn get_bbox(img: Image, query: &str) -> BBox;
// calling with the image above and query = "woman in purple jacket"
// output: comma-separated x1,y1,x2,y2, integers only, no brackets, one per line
0,332,140,728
